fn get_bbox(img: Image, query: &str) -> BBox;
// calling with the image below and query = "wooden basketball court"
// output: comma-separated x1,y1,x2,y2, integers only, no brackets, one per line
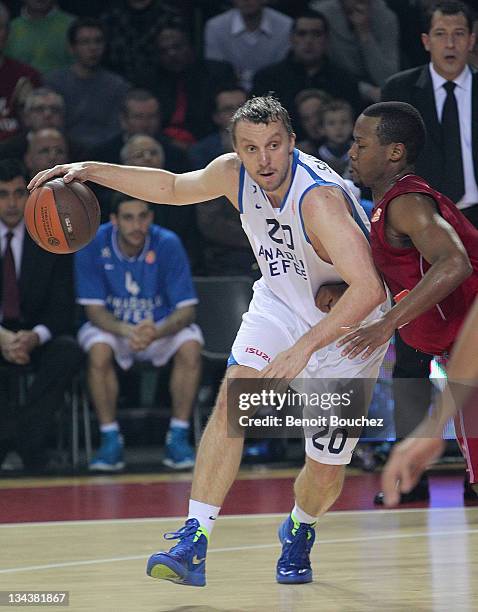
0,469,477,611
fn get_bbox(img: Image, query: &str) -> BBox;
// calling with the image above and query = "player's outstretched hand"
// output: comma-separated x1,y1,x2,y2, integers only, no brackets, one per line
382,437,445,506
27,163,90,191
259,344,310,381
337,317,394,359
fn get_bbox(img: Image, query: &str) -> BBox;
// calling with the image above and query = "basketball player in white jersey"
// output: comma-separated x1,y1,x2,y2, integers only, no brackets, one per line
30,96,390,586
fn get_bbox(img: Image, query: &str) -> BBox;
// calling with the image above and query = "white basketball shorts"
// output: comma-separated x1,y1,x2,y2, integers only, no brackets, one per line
229,281,390,465
78,321,203,370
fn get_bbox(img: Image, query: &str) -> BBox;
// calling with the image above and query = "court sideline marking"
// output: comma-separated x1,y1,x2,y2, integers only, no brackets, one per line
1,525,477,575
1,505,475,529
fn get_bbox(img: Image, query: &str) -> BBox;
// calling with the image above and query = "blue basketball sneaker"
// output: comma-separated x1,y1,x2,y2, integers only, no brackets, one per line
89,430,124,472
163,426,195,470
146,518,208,587
276,514,316,584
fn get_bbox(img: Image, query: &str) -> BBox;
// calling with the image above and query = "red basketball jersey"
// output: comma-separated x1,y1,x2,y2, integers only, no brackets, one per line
370,174,478,355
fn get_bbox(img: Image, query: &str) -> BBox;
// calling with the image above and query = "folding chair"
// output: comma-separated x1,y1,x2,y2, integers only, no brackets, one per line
0,365,92,470
192,276,253,445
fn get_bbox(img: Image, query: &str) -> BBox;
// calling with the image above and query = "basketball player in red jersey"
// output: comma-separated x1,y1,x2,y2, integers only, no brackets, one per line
334,101,478,498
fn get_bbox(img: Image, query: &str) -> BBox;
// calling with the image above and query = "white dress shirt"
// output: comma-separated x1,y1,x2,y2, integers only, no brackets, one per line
205,7,292,91
429,63,478,209
0,219,51,344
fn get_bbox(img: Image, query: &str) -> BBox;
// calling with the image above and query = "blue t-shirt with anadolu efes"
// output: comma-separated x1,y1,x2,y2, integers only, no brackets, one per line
75,222,197,324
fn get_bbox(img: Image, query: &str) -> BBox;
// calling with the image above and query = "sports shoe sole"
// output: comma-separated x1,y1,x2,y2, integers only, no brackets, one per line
88,461,125,472
162,458,195,470
147,553,206,587
276,570,313,584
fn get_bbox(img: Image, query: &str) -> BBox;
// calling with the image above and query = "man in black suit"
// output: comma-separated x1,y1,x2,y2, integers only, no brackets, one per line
382,0,478,226
376,0,477,504
0,159,82,471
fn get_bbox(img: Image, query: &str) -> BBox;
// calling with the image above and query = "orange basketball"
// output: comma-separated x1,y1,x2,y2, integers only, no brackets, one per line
24,179,101,254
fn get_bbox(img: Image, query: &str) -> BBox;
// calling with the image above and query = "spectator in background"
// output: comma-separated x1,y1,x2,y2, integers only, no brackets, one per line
318,99,354,176
5,0,74,74
75,193,203,471
45,18,130,151
121,134,165,169
385,0,432,69
189,86,247,168
311,0,400,101
92,89,190,174
294,88,333,153
295,90,370,212
90,89,191,227
150,18,236,149
188,86,255,277
377,0,478,504
0,87,84,162
252,9,363,132
204,0,292,92
23,127,67,178
101,0,182,87
0,2,41,142
121,134,200,269
0,158,81,472
381,0,478,226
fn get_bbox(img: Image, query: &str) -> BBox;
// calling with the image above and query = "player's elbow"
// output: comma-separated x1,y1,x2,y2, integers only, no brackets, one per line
85,304,105,323
460,255,473,281
367,278,387,309
178,305,196,327
451,252,473,284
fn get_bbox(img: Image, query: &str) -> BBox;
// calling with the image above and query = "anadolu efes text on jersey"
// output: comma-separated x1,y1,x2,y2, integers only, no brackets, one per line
238,148,371,326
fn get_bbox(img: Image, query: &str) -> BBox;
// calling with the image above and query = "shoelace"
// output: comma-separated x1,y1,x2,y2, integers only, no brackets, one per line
163,519,198,554
282,526,312,566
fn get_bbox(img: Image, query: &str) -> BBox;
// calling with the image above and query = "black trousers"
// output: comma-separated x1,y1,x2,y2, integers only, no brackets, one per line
392,332,433,439
0,335,83,467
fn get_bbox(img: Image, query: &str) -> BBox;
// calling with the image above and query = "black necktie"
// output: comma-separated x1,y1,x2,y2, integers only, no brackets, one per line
441,81,465,203
2,231,21,322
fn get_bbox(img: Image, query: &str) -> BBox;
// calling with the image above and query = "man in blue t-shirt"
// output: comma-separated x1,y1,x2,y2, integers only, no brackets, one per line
75,192,203,471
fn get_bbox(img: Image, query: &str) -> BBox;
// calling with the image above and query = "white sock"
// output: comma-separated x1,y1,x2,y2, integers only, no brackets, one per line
100,422,119,433
170,418,189,429
188,499,221,536
292,503,317,525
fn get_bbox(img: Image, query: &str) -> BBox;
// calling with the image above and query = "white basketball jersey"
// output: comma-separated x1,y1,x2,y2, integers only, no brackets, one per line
238,148,371,327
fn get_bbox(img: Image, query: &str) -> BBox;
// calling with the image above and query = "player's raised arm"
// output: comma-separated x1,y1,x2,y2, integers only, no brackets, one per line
27,154,239,206
379,193,472,328
338,193,473,359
